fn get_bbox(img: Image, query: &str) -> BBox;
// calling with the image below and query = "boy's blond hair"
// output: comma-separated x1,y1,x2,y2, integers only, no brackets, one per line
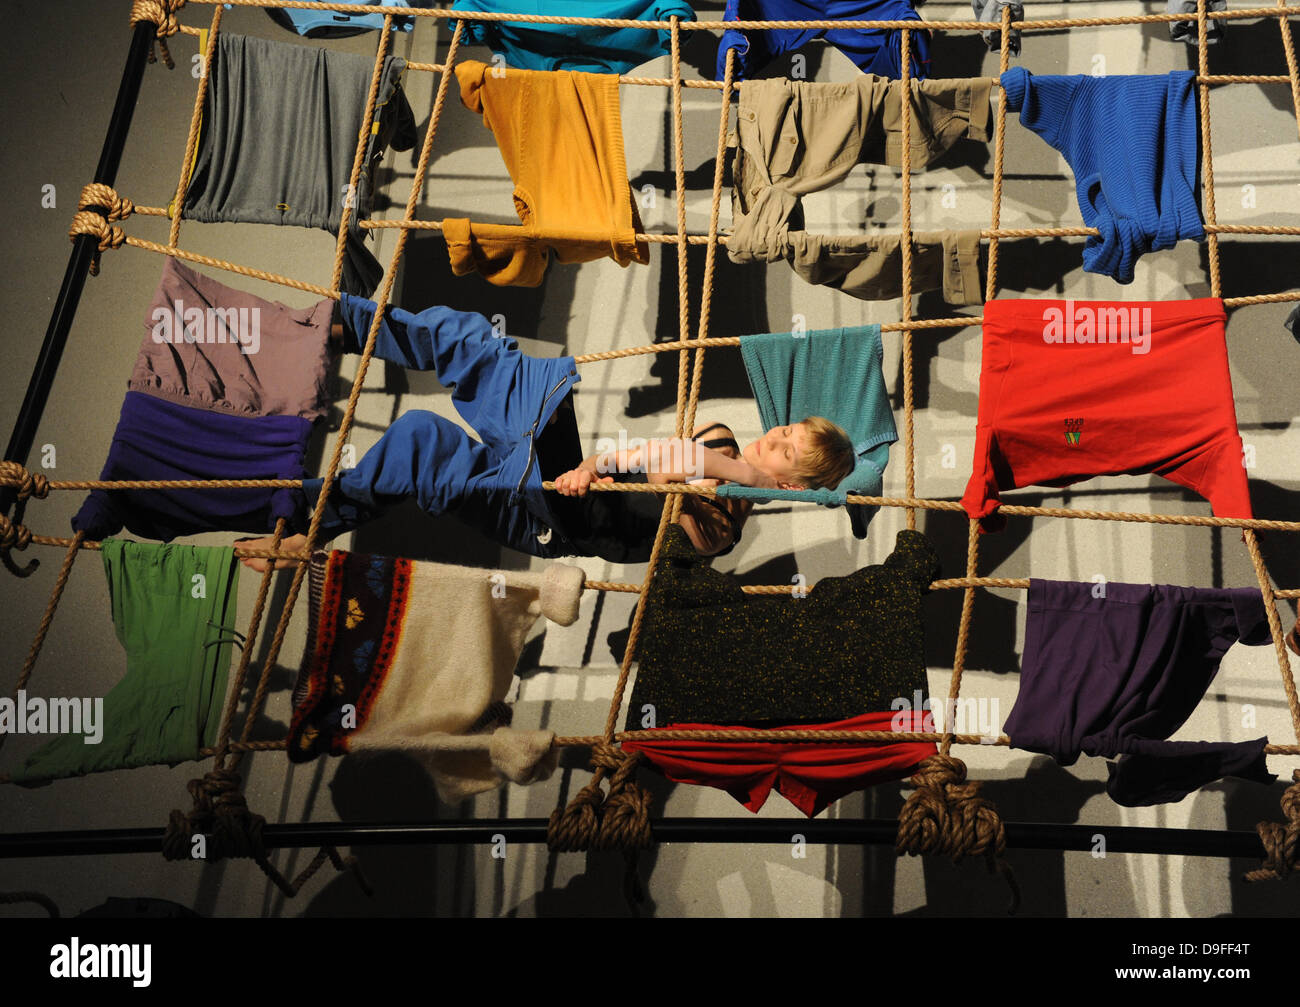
793,416,856,489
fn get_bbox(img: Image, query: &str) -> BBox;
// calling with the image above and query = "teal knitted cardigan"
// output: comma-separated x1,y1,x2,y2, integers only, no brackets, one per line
716,325,897,537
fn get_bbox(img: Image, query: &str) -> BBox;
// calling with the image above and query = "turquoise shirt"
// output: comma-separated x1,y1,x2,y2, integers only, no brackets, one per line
452,1,697,74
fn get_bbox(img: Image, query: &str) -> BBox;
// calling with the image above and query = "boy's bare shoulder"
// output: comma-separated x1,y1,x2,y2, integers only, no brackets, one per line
691,420,740,456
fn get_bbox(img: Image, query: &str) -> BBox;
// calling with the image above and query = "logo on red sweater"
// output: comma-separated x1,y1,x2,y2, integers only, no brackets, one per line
1064,418,1084,446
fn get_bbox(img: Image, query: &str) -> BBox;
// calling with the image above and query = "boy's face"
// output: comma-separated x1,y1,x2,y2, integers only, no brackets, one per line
743,422,810,488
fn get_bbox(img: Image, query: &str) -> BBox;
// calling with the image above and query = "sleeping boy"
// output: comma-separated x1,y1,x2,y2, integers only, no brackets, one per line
238,296,855,570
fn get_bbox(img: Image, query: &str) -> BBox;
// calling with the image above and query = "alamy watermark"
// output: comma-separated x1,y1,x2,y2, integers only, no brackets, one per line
50,940,150,987
0,690,103,744
891,689,1000,742
1042,300,1151,355
592,432,705,479
151,299,261,355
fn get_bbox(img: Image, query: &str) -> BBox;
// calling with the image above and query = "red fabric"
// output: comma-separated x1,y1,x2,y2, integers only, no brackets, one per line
961,298,1251,532
623,710,936,817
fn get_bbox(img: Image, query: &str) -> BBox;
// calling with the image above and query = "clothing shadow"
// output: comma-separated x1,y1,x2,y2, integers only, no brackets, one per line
1200,774,1300,916
898,756,1113,917
1152,16,1300,120
298,752,455,917
915,510,1023,674
1194,240,1300,302
505,748,665,917
625,242,770,419
899,238,1084,418
353,498,535,570
388,232,578,348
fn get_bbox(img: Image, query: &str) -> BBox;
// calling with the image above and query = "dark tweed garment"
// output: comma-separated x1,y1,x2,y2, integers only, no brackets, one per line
626,525,940,727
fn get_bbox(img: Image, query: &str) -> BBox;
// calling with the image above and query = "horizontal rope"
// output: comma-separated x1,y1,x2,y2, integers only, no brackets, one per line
552,730,1300,750
124,237,337,296
181,2,1300,32
197,740,287,756
402,65,1300,89
13,535,301,563
10,466,1300,533
361,218,1300,244
15,529,1290,597
539,482,1300,531
7,477,303,491
3,735,1295,783
582,576,1033,593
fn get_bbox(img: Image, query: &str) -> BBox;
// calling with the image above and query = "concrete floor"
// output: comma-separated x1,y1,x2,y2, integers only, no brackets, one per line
1,0,1298,917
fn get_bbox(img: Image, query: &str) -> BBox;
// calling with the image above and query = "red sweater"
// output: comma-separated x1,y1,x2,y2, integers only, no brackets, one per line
962,297,1251,531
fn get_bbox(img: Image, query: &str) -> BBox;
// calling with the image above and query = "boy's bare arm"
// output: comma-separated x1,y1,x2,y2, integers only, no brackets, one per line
578,439,775,487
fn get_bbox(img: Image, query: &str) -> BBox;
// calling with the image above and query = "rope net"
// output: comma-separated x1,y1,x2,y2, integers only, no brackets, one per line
3,0,1299,904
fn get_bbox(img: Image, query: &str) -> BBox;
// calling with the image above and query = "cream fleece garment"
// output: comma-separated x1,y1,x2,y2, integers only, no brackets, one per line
292,553,585,802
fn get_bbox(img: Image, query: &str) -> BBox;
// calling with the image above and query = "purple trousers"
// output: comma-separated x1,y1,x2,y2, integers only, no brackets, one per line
1004,579,1277,807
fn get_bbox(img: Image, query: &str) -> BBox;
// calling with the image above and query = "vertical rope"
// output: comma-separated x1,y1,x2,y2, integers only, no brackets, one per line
1243,530,1300,744
1277,0,1300,142
232,22,468,761
0,530,87,753
548,30,736,866
899,28,916,532
332,14,395,292
593,13,700,742
162,22,466,904
1241,529,1300,884
680,48,736,441
985,4,1013,300
668,16,692,525
230,20,397,757
167,4,222,246
1197,0,1223,297
941,520,981,756
215,520,286,770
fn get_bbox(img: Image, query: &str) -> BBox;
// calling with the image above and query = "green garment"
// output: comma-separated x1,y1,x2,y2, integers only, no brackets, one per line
11,540,240,784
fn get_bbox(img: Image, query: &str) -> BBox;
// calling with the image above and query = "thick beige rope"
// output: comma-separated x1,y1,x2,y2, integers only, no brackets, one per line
129,0,186,69
166,3,222,246
181,2,1296,31
900,28,916,532
331,13,394,292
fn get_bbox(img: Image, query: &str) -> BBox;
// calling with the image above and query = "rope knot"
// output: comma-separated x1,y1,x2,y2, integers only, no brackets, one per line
0,462,50,577
162,766,367,898
0,513,33,552
588,740,630,773
78,183,135,221
163,768,265,863
68,211,126,275
1245,769,1300,883
129,0,186,68
548,746,654,853
546,779,605,852
0,462,49,502
897,754,1020,913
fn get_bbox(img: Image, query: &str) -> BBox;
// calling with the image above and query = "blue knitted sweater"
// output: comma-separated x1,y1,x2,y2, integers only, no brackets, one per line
1000,67,1205,283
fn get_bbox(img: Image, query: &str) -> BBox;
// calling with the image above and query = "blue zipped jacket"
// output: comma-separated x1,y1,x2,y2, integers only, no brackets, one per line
326,294,582,555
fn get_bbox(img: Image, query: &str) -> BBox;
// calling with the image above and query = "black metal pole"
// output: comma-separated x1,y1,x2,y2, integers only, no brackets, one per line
1,19,157,515
0,818,1268,860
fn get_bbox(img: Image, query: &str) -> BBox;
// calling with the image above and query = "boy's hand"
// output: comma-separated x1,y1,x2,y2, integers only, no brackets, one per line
554,468,614,497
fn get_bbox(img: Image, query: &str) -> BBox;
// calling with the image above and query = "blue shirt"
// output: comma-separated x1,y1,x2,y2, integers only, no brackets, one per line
1000,67,1205,283
718,0,929,81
